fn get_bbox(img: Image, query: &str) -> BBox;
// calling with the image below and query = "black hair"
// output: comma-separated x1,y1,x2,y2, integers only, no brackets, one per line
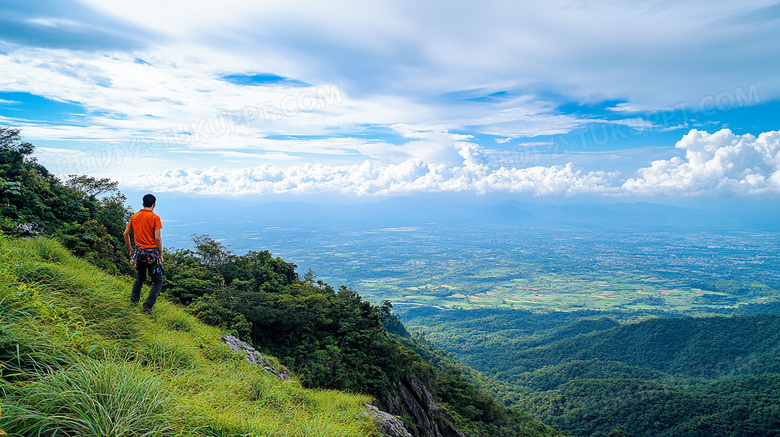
142,194,156,208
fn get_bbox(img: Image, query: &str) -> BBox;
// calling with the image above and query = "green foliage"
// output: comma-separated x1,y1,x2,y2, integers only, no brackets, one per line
403,308,780,436
0,127,133,276
56,219,129,275
0,236,379,436
403,334,561,437
64,174,119,198
1,132,562,436
162,234,565,436
512,372,780,436
187,293,253,339
379,300,411,337
0,127,34,156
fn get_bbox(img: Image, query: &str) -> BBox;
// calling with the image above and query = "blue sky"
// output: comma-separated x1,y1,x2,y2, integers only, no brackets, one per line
1,0,779,200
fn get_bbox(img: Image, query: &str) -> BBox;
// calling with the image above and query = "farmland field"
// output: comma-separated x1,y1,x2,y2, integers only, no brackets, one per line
166,216,780,315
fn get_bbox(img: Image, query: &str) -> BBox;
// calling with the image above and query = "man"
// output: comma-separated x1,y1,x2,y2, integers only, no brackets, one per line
123,193,164,315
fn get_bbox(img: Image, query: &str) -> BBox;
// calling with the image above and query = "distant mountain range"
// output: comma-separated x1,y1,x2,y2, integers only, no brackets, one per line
152,194,780,230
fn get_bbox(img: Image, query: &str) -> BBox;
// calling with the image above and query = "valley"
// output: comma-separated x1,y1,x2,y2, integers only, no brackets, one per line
165,211,780,316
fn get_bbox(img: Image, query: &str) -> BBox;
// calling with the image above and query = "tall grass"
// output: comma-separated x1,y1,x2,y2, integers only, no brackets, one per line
0,245,74,380
0,236,380,436
2,360,173,436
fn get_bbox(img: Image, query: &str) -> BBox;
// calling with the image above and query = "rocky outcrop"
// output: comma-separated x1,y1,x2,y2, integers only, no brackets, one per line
220,336,419,437
364,403,413,437
219,335,290,380
219,336,461,437
382,378,466,437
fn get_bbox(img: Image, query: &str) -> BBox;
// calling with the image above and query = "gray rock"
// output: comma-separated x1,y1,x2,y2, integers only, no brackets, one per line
219,337,464,437
396,379,439,437
219,335,290,380
364,403,413,437
383,378,466,437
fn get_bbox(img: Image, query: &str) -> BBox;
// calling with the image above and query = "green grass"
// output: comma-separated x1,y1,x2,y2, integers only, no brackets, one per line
0,236,379,436
3,360,172,436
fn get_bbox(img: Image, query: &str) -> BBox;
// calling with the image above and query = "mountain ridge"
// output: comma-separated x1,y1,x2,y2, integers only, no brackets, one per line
402,308,780,436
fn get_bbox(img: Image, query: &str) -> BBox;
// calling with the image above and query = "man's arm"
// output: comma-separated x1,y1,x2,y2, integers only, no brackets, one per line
123,225,133,256
154,228,163,261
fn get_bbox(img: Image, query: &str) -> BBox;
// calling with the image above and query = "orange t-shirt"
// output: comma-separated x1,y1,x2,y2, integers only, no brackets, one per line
127,209,162,249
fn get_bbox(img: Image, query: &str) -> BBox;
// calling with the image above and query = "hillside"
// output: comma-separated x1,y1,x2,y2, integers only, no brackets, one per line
402,308,780,436
160,235,563,436
0,236,378,436
0,236,563,437
1,130,565,437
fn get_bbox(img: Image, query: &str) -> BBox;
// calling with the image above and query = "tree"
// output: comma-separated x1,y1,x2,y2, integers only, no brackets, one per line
64,175,120,199
0,127,134,274
380,300,410,337
192,234,235,274
0,127,34,155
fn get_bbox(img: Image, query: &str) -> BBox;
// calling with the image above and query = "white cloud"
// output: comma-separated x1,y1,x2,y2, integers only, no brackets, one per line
624,129,780,196
607,103,645,113
0,45,453,155
6,0,778,152
360,128,477,165
25,17,84,29
119,159,620,197
2,1,779,201
117,129,621,197
116,129,780,198
471,111,587,138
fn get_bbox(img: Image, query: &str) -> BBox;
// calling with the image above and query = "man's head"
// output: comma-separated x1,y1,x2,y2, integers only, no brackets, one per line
142,194,156,208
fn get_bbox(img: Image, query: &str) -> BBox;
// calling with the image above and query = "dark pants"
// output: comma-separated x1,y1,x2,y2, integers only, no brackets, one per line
131,259,163,309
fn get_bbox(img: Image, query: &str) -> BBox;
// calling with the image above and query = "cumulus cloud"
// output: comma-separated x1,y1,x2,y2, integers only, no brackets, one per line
357,128,478,165
624,129,780,196
118,129,780,198
119,133,621,197
3,1,778,200
119,160,620,197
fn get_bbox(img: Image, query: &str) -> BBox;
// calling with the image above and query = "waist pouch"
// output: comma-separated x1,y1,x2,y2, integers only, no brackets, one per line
134,248,163,273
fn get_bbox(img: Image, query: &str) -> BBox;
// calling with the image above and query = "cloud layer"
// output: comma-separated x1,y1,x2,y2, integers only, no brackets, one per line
624,129,780,196
119,129,780,198
2,0,779,200
3,0,779,142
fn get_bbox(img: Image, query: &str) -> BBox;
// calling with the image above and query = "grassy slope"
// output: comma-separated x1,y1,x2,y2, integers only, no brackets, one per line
0,236,378,436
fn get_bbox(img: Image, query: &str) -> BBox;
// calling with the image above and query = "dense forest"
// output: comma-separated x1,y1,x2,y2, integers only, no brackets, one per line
1,127,563,436
401,308,780,436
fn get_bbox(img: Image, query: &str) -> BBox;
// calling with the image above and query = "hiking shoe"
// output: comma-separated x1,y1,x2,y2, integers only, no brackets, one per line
141,307,154,316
